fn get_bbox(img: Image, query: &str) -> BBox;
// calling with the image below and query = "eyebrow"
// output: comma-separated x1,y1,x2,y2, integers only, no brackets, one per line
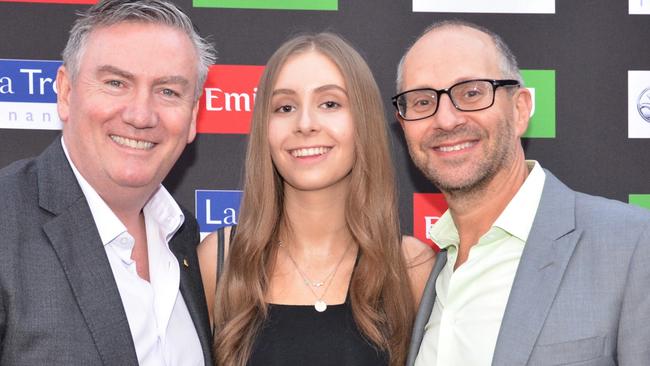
96,65,190,87
97,65,134,81
405,76,491,91
271,84,347,96
153,75,190,87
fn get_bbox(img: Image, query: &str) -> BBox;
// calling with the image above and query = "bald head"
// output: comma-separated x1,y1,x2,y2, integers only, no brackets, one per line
396,21,522,93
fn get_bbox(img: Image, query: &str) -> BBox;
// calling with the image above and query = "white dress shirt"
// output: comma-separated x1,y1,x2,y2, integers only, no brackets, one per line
62,139,204,366
415,161,546,366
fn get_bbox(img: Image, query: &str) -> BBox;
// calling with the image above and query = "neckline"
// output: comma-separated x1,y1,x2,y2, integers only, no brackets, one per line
265,249,360,309
266,302,346,308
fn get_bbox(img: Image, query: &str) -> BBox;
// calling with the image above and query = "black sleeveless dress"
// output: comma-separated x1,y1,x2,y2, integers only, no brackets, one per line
247,299,388,366
214,228,388,365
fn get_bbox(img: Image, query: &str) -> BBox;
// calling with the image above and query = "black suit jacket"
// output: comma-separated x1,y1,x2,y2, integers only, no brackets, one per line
0,139,213,365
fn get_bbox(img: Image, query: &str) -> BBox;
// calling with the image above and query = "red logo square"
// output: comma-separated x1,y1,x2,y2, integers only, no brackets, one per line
413,193,448,250
196,64,265,134
0,0,97,3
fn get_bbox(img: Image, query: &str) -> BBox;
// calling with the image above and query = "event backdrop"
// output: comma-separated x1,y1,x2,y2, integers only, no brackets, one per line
1,0,649,244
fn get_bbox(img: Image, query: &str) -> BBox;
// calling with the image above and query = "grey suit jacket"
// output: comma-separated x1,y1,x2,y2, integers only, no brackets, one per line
0,140,213,365
407,170,650,366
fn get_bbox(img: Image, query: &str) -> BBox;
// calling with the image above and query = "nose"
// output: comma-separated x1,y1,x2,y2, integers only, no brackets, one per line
295,106,320,135
433,93,465,131
121,89,158,129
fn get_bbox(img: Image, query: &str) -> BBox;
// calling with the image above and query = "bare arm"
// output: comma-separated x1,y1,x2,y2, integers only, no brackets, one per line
401,235,436,308
197,226,234,328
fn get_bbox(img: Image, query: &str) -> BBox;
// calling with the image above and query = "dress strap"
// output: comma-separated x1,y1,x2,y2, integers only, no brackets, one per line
216,227,225,281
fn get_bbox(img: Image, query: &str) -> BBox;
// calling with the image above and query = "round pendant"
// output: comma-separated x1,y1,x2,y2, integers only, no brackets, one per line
314,300,327,312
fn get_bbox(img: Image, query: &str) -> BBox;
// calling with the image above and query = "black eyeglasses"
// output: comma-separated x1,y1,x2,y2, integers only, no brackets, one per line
392,79,520,121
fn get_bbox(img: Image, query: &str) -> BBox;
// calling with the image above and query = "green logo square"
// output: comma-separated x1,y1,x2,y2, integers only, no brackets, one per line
629,194,650,210
193,0,337,10
521,69,556,138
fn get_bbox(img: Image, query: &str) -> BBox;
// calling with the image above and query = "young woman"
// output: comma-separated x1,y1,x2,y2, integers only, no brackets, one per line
198,33,434,366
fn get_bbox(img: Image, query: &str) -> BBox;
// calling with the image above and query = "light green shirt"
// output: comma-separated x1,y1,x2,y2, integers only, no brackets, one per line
415,161,546,366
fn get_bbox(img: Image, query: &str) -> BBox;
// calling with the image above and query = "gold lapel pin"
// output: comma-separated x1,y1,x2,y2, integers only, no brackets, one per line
183,258,190,268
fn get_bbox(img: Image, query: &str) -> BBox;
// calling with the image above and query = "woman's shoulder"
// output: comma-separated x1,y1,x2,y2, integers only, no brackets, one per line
197,225,237,325
400,235,436,268
400,235,437,307
197,225,237,263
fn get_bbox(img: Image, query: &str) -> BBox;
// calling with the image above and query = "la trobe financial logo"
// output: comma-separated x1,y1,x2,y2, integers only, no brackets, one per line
0,59,63,130
195,190,242,238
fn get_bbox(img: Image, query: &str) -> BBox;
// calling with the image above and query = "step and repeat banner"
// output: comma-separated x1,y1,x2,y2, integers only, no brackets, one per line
1,0,649,244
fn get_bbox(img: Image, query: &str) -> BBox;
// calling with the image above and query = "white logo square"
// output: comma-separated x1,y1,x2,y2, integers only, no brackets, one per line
412,0,555,14
630,0,650,14
628,71,650,138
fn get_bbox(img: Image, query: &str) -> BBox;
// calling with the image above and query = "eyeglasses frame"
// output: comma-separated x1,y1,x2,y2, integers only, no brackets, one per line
392,79,521,121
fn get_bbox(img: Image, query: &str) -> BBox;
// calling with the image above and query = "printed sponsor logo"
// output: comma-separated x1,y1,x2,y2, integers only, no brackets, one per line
0,0,96,3
413,193,448,249
0,59,63,130
412,0,554,14
630,0,650,14
629,194,650,210
628,71,650,138
195,190,242,235
521,69,556,138
638,88,650,123
193,0,337,10
197,65,264,134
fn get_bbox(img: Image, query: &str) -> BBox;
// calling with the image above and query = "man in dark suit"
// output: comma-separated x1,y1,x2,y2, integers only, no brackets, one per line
395,20,650,365
0,1,216,364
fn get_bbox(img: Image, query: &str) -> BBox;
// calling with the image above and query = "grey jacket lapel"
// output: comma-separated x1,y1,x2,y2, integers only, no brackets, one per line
492,170,581,365
406,250,447,366
169,213,213,365
39,140,138,365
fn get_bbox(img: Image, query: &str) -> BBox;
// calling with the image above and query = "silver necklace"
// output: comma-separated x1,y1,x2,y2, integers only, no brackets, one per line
280,241,352,312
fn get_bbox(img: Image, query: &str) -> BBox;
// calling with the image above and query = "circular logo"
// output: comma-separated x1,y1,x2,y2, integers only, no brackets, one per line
637,87,650,123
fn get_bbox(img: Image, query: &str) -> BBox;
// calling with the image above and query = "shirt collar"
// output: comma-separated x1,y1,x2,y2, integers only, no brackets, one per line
61,137,184,246
429,160,546,250
493,160,545,242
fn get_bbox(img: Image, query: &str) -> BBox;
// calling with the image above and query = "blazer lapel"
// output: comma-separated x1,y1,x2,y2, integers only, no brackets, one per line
39,140,138,365
406,250,448,366
169,215,213,365
492,171,581,366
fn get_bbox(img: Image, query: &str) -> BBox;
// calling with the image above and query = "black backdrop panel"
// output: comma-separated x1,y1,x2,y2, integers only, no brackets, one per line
1,0,649,241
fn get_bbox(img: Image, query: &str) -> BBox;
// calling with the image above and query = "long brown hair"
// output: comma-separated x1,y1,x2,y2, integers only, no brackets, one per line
213,32,414,366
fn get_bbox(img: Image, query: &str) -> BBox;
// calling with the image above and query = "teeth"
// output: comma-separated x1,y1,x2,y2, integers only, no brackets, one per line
437,141,474,152
110,135,155,150
290,146,331,158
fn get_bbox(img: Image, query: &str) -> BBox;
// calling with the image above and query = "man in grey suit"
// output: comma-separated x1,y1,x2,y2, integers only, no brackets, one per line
0,0,216,364
394,20,650,365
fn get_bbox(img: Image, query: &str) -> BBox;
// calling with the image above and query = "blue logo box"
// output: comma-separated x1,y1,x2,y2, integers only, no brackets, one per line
195,189,242,233
0,59,61,103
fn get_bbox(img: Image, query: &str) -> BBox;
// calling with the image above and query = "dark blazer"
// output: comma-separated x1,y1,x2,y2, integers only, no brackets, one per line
407,170,650,366
0,139,213,365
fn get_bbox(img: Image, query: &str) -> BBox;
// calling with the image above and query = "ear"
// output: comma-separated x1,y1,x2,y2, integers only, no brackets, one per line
187,100,199,144
512,87,532,138
56,65,72,124
396,111,405,129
